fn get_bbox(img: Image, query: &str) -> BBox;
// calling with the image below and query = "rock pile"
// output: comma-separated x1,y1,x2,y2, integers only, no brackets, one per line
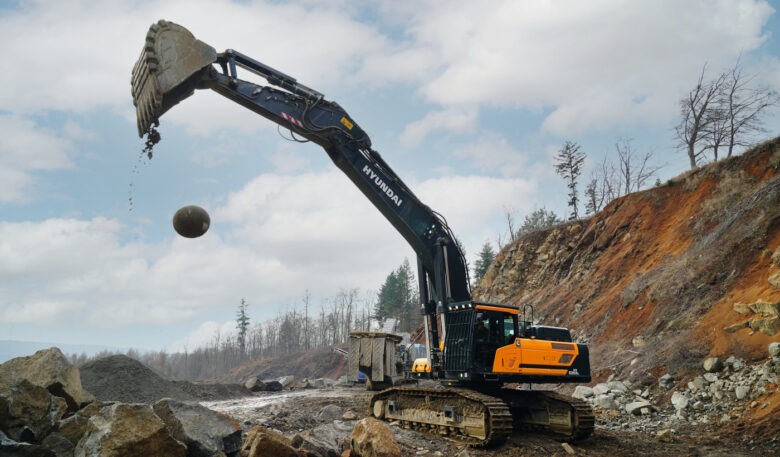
1,348,404,457
572,343,780,438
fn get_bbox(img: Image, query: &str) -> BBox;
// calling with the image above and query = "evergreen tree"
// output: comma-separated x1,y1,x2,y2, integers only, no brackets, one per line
555,141,586,220
374,259,419,332
517,207,563,236
473,241,495,283
236,298,250,359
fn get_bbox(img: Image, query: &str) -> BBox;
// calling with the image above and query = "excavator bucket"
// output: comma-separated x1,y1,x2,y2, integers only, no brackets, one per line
131,20,217,137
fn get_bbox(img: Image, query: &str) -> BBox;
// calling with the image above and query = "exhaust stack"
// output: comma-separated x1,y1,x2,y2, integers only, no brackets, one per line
131,20,217,137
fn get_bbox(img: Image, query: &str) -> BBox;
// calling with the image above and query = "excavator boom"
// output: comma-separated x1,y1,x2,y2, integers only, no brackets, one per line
129,19,593,447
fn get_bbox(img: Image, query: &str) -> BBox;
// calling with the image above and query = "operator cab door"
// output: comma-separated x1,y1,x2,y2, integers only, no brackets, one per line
473,311,516,373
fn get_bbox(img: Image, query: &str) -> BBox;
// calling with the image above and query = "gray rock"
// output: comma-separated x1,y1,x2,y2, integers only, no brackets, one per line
595,394,618,410
592,383,610,395
659,374,674,387
671,391,689,410
317,404,344,421
734,385,750,400
277,375,296,389
245,376,265,392
703,357,724,373
703,372,719,383
75,403,186,457
0,379,67,442
769,342,780,357
572,386,594,400
153,398,242,457
0,347,92,412
625,401,655,415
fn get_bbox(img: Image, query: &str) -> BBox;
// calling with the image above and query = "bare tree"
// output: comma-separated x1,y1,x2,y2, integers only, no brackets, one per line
614,139,663,195
677,59,778,167
718,57,780,158
676,64,726,168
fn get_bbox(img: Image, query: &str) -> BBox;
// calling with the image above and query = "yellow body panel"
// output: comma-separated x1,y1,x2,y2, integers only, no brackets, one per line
492,338,578,375
412,357,432,373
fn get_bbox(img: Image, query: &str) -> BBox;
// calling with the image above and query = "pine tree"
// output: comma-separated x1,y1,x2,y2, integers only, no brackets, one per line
236,298,250,359
554,141,586,220
473,241,495,282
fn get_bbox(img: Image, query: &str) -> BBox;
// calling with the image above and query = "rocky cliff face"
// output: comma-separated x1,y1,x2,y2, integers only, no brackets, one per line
473,136,780,387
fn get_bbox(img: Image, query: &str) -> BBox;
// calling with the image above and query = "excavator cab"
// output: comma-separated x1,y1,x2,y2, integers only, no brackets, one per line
443,302,590,385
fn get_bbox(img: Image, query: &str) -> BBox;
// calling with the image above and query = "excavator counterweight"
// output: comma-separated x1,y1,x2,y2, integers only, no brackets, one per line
131,20,217,137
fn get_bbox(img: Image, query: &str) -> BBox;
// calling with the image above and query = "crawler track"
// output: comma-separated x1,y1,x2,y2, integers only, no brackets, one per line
370,387,513,447
370,387,594,447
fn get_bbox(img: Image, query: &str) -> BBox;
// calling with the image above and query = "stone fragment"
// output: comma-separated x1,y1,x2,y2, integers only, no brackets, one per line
153,398,242,457
0,347,92,411
572,386,594,400
625,401,656,415
734,385,750,400
349,418,401,457
245,377,265,392
671,391,689,410
561,442,576,454
656,428,674,443
769,342,780,357
278,375,296,389
318,404,345,421
242,425,301,457
703,373,718,383
74,403,186,457
0,379,67,442
703,357,724,373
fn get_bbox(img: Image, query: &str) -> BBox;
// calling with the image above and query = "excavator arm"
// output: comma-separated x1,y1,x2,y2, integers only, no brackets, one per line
131,20,471,326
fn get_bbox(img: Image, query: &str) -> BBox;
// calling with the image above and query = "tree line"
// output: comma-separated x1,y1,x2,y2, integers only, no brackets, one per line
68,288,375,381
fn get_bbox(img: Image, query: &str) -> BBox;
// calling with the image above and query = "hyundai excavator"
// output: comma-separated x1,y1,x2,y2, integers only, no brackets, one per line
131,20,594,447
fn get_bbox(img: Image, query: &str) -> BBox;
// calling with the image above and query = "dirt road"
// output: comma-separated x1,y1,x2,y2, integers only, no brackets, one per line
202,385,775,457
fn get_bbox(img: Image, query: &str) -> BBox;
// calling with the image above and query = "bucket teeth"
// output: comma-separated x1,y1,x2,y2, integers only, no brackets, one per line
130,20,217,137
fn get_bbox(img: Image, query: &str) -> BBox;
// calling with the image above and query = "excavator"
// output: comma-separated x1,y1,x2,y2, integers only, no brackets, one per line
131,20,594,447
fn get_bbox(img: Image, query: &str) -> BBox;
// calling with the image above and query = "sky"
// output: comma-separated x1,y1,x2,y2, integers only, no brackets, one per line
1,0,779,356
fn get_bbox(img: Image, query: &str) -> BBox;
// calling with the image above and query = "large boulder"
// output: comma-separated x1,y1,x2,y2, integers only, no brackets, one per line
0,379,67,442
242,425,301,457
0,347,92,411
0,429,56,457
292,421,354,457
349,418,400,457
74,403,186,457
153,398,242,457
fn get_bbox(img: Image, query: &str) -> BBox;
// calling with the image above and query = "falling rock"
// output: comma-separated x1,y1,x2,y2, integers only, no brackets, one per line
74,403,186,457
153,398,242,457
349,417,401,457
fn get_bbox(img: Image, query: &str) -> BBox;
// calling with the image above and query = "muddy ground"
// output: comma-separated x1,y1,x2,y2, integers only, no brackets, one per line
202,384,777,457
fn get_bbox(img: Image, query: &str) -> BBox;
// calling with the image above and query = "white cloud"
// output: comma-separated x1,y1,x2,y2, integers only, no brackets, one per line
0,115,75,202
400,109,478,148
168,320,237,353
